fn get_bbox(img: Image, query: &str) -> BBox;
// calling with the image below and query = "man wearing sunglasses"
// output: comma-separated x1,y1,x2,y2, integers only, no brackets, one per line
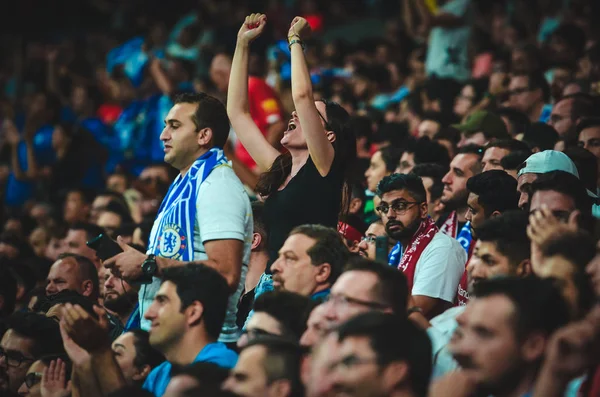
377,173,467,319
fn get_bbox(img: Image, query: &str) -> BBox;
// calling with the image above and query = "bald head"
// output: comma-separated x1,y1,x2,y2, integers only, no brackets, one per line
46,254,99,301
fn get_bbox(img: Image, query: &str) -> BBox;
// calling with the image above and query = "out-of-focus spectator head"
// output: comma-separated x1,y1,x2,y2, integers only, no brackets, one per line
397,137,450,175
511,42,542,74
376,173,428,243
454,111,510,148
549,23,587,65
322,257,407,330
548,93,597,144
508,71,550,117
0,312,64,395
563,146,599,194
495,107,531,138
106,172,131,195
45,253,99,301
500,151,532,179
112,329,165,385
465,170,519,234
271,225,349,298
96,201,134,239
0,233,33,260
441,145,483,210
550,63,576,102
410,163,447,221
522,122,559,153
209,52,232,93
51,123,74,152
417,111,443,139
63,222,104,265
238,291,316,349
28,227,50,258
62,188,94,225
300,304,327,348
481,139,531,172
433,127,461,160
450,277,569,397
28,202,53,228
577,117,600,160
356,219,387,260
364,146,402,193
144,264,230,355
454,78,489,118
0,266,17,318
90,190,128,224
166,362,229,396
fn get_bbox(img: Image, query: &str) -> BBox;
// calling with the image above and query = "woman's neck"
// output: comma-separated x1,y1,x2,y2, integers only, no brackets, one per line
289,149,309,175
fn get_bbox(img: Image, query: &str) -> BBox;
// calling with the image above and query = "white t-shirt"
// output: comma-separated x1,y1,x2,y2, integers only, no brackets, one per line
425,0,472,82
412,232,467,303
139,164,253,343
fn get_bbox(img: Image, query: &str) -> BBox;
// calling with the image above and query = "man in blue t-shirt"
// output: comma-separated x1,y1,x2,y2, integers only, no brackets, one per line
142,264,238,396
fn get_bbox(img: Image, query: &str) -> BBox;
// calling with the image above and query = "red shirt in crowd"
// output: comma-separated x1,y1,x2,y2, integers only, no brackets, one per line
235,76,284,170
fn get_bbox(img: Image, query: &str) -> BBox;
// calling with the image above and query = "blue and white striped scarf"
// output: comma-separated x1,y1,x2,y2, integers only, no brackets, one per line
147,148,228,261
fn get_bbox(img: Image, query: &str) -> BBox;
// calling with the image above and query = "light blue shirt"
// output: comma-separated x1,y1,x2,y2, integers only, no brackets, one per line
143,342,237,397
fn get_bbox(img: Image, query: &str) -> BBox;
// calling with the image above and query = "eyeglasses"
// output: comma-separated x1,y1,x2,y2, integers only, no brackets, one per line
324,293,389,310
240,327,278,341
361,235,377,244
0,348,35,367
25,372,43,388
330,355,379,371
507,87,532,96
376,200,420,215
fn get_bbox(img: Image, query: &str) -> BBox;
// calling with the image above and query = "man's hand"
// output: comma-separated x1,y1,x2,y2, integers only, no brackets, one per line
288,16,311,39
41,359,71,397
59,320,90,367
237,13,267,45
527,205,578,248
103,236,146,281
61,304,111,355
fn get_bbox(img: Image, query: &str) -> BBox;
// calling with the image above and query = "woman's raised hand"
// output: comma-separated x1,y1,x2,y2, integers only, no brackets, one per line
288,16,311,40
237,13,267,45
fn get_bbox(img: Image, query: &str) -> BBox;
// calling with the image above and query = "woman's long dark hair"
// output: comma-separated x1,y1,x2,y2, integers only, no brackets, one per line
256,100,357,218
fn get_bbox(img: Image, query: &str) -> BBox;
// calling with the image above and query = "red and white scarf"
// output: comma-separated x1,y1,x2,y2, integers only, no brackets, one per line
440,210,458,238
398,217,438,291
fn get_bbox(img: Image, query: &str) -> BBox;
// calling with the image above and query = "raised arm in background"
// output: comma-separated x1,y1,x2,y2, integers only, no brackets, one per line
227,14,280,171
288,17,335,176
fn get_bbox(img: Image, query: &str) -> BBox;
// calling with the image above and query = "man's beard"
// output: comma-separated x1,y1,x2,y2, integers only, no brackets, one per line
385,217,422,241
442,188,469,211
103,290,138,316
457,354,529,397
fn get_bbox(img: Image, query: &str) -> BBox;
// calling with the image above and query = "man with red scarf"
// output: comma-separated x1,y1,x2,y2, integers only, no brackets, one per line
378,173,466,319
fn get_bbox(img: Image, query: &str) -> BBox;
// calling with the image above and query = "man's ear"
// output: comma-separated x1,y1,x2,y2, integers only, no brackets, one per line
81,280,94,298
315,263,332,284
251,232,262,250
515,259,531,277
490,210,502,218
326,131,336,143
186,301,204,326
419,202,428,218
132,364,152,381
521,332,547,363
197,127,214,147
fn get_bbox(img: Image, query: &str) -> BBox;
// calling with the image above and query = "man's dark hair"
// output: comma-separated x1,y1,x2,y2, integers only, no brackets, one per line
410,163,447,202
96,190,129,210
252,201,268,247
376,173,426,203
65,187,96,205
349,182,367,214
243,337,305,397
0,266,17,317
129,329,166,372
529,171,592,223
56,253,100,301
485,139,531,154
336,313,431,397
563,147,598,193
378,146,404,173
495,107,531,137
541,230,596,317
343,257,408,315
522,122,559,151
173,93,230,149
160,264,230,340
576,116,600,135
102,201,134,225
408,137,451,168
475,210,530,268
289,225,349,285
466,170,519,216
2,312,64,358
559,93,597,122
253,291,317,341
500,150,532,171
170,362,230,391
515,71,551,102
69,222,105,242
473,277,570,340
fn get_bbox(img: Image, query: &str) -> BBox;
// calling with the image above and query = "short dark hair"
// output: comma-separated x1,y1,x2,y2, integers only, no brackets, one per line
343,257,408,315
529,171,592,220
522,122,559,151
160,264,230,339
378,146,404,173
409,137,451,168
170,362,229,391
243,337,304,397
559,93,597,121
473,277,570,340
0,266,17,317
410,163,447,202
541,231,596,317
376,173,426,204
65,187,96,205
500,150,532,171
475,210,530,268
251,201,268,246
485,139,531,154
495,107,531,136
289,225,349,285
515,71,551,102
56,253,100,301
576,116,600,135
2,312,64,358
129,329,166,372
466,170,519,216
253,291,317,341
564,147,598,193
173,93,230,149
336,313,431,397
69,222,105,242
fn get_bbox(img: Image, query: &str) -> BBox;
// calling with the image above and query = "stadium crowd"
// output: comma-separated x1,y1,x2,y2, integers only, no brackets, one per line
0,0,600,396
